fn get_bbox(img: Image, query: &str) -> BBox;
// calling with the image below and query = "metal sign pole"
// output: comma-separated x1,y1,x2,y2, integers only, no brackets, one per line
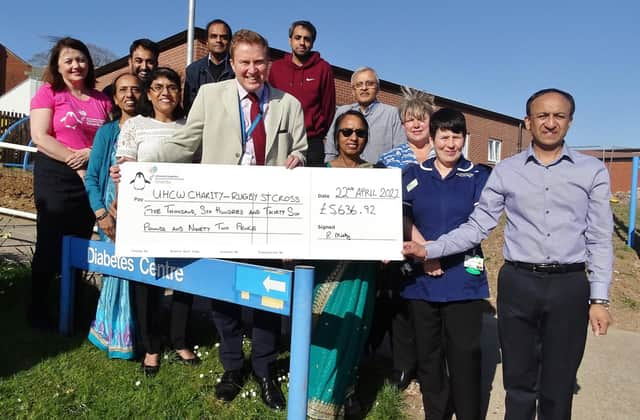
628,156,639,248
287,266,314,419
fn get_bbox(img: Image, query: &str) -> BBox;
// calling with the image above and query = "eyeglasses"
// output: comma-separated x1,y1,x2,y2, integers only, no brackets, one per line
338,128,368,138
353,81,377,89
149,83,180,94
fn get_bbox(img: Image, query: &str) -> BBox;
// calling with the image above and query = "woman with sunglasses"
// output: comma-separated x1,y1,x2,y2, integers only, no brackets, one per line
85,73,141,359
115,67,199,376
307,110,378,418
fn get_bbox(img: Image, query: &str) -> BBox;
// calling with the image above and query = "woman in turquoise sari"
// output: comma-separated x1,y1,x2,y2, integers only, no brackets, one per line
307,110,378,419
85,73,141,359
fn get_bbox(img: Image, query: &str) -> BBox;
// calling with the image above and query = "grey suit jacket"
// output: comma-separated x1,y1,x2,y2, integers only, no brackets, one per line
160,79,307,165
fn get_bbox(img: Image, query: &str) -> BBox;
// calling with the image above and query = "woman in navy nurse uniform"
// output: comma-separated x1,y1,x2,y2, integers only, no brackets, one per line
402,108,490,420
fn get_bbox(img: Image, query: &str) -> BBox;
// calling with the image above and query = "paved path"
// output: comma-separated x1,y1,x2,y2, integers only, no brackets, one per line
484,327,640,420
0,214,36,263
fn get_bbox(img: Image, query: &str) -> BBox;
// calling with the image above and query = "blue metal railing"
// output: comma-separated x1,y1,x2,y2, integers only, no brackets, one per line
0,116,34,170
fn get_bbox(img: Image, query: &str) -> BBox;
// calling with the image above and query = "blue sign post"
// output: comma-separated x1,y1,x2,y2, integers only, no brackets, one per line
59,236,313,419
628,156,639,248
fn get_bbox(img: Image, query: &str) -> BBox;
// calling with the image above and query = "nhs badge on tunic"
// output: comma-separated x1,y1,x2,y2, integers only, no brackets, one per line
406,178,418,192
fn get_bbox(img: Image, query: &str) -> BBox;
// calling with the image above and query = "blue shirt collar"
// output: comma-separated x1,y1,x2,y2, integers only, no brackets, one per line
524,141,574,166
351,100,378,116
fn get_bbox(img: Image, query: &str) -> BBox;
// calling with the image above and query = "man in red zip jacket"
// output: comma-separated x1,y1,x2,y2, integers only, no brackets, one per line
269,20,336,166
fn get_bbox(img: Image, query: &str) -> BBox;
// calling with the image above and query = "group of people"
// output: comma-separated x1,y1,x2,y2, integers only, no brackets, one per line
27,16,613,420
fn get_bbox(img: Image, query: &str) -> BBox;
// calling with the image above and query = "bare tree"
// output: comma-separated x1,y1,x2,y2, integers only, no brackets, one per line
28,36,118,68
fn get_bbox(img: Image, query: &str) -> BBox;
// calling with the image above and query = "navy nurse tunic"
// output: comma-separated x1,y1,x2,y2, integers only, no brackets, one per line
402,157,491,302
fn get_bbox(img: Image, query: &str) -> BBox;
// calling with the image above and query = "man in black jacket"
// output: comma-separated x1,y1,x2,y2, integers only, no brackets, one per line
183,19,235,114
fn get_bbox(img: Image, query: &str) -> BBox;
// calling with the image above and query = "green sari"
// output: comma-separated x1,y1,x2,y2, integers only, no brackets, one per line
307,260,377,418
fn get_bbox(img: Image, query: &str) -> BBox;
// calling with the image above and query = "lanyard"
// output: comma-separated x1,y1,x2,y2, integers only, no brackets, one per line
239,87,268,146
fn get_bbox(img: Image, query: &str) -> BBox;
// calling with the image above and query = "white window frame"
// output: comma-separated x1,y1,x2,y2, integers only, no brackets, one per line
463,134,470,158
488,138,502,163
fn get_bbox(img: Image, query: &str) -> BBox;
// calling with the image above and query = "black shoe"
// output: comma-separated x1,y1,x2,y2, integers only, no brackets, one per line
389,368,414,391
141,360,160,377
172,350,201,366
215,369,245,402
253,372,286,410
140,354,160,378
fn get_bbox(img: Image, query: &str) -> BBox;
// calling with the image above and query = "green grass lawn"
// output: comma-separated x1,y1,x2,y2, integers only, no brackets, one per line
0,262,404,419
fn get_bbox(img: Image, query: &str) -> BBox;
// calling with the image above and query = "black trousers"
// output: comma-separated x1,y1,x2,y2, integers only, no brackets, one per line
373,264,416,372
212,299,280,378
31,154,94,319
497,264,589,420
409,299,484,420
391,294,416,373
306,137,325,167
133,283,193,355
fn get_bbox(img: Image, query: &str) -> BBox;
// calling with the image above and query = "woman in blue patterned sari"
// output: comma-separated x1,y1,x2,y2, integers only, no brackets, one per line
85,73,141,359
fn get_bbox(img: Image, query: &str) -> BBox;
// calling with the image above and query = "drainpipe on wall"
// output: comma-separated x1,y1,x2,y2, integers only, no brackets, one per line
517,122,523,153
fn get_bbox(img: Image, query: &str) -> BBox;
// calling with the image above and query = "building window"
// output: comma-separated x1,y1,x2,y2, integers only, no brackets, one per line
463,134,470,158
488,139,502,163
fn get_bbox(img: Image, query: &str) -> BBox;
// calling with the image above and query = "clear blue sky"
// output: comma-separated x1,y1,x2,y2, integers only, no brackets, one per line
2,1,638,148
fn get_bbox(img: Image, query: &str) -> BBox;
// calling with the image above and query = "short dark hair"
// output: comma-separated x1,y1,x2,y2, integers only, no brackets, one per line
289,20,317,43
429,108,467,139
137,67,184,120
526,88,575,117
43,37,96,91
129,39,160,60
333,109,369,149
206,19,232,37
110,73,141,121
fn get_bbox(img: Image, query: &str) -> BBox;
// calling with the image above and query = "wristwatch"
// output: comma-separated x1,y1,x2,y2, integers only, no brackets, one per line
589,298,610,308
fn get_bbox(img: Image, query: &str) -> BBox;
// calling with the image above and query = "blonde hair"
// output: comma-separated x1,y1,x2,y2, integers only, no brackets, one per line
398,86,435,122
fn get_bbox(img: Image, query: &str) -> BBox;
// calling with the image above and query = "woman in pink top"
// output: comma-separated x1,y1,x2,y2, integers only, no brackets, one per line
29,37,111,330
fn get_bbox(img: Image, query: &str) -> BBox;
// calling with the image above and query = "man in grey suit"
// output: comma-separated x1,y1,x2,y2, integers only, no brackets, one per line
160,29,307,410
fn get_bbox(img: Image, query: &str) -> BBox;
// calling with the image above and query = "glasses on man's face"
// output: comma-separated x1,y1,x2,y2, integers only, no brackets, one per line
338,128,368,138
149,83,180,94
353,80,377,89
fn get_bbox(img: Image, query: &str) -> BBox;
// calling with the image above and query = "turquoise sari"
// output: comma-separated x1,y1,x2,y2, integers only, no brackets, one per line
307,261,377,419
87,137,135,359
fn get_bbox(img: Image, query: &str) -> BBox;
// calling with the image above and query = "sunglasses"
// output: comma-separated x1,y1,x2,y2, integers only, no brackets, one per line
338,128,368,138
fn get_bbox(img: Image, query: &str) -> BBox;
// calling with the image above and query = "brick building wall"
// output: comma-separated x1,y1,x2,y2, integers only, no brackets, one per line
0,44,32,95
95,29,531,166
605,160,634,192
96,41,202,91
579,150,640,192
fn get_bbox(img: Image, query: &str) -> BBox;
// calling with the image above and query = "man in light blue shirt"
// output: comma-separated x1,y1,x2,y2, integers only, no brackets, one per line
324,66,406,163
403,88,613,420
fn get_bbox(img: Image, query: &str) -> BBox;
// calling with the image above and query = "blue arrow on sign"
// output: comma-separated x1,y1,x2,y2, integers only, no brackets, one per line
235,265,291,302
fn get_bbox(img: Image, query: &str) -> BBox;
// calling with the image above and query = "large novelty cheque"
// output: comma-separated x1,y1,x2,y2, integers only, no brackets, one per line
116,163,403,260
